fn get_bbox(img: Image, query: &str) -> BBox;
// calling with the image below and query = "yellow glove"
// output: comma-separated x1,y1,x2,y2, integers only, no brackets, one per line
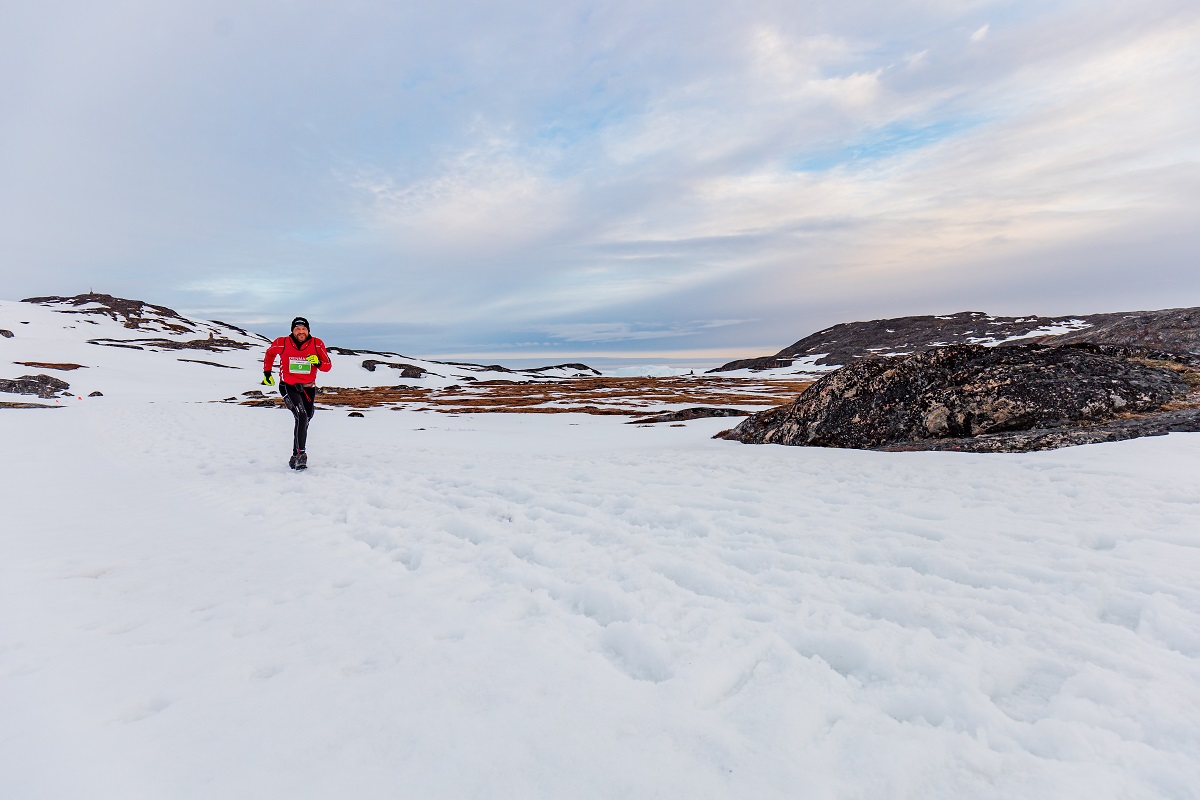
306,354,321,365
262,372,276,386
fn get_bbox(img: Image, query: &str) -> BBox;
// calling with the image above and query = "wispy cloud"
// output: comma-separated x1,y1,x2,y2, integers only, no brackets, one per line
541,319,749,343
2,0,1198,358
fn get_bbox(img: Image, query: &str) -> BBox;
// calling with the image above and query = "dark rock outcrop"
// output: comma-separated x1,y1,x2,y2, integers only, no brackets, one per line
0,329,13,338
362,360,428,378
331,348,599,379
629,407,750,424
25,292,199,334
87,336,252,352
178,358,239,368
1051,307,1200,354
713,356,792,372
876,408,1200,453
711,307,1200,373
21,293,270,348
524,363,603,377
718,344,1197,452
0,374,71,399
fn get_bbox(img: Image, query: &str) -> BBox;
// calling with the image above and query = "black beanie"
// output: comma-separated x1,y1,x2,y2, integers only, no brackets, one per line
291,316,310,331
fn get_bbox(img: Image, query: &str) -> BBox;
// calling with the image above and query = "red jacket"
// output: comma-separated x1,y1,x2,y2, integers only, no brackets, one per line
264,335,332,385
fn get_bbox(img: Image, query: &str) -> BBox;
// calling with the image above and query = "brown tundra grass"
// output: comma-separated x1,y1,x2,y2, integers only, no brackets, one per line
235,376,813,416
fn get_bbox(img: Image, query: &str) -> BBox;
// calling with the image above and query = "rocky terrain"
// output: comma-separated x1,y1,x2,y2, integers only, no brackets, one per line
1050,307,1200,352
712,307,1200,373
0,373,72,398
7,293,1200,449
2,292,809,416
629,406,751,424
24,292,268,349
718,343,1200,452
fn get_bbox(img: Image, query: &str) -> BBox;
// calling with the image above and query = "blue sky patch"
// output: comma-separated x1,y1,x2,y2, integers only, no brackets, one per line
790,118,980,172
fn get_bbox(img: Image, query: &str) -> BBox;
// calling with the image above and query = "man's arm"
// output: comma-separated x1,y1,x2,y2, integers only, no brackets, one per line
316,340,332,372
264,338,283,372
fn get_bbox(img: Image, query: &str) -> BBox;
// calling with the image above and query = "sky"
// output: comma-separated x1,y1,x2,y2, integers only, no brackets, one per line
2,0,1199,362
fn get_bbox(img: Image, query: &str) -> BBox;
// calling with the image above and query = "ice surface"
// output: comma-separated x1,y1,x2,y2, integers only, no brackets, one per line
2,399,1199,799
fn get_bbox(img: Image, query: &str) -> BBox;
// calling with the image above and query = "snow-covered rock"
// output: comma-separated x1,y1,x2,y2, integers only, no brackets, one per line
1,293,604,403
711,307,1200,375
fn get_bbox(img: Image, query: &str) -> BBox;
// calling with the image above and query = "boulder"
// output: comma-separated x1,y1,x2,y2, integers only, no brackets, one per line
361,359,428,378
718,344,1194,451
0,374,71,399
629,407,750,424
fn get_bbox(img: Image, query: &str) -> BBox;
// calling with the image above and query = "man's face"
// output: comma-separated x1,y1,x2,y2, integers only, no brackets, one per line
293,325,310,342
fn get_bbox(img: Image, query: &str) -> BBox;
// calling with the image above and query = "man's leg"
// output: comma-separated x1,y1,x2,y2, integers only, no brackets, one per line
295,386,315,451
295,387,316,468
279,383,311,466
300,386,316,420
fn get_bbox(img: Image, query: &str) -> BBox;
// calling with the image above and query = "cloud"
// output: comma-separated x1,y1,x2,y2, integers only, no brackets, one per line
2,0,1199,358
540,319,749,343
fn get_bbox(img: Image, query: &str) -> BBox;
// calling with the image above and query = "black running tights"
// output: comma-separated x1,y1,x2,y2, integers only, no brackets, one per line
280,382,316,453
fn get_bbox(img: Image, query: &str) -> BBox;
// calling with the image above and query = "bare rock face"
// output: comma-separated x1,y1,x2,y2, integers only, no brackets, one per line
875,408,1200,453
0,374,71,399
362,360,428,379
87,336,253,352
524,363,604,377
718,344,1194,451
628,406,750,424
24,292,198,333
1051,307,1200,353
711,306,1200,373
22,293,267,350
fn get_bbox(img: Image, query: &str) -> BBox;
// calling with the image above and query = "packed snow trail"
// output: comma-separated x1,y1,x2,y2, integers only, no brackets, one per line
2,403,1199,799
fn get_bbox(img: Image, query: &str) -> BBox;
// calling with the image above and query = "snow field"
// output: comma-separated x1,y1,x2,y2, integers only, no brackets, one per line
2,402,1199,798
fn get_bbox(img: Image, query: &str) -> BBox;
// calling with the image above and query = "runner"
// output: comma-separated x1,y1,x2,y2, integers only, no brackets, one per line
262,317,332,469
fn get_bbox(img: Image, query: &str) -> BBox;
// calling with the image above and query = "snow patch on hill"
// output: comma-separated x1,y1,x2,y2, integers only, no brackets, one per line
1,295,605,403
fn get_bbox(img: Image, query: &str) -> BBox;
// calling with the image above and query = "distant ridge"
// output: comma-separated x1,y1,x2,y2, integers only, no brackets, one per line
711,308,1200,373
10,292,603,382
21,292,263,339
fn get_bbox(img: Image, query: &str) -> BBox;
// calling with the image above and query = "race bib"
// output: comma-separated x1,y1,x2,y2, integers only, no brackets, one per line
288,357,312,374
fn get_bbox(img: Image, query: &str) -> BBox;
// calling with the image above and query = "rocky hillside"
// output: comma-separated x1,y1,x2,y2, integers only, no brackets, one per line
712,307,1200,374
717,343,1200,453
0,293,606,405
1050,308,1200,352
